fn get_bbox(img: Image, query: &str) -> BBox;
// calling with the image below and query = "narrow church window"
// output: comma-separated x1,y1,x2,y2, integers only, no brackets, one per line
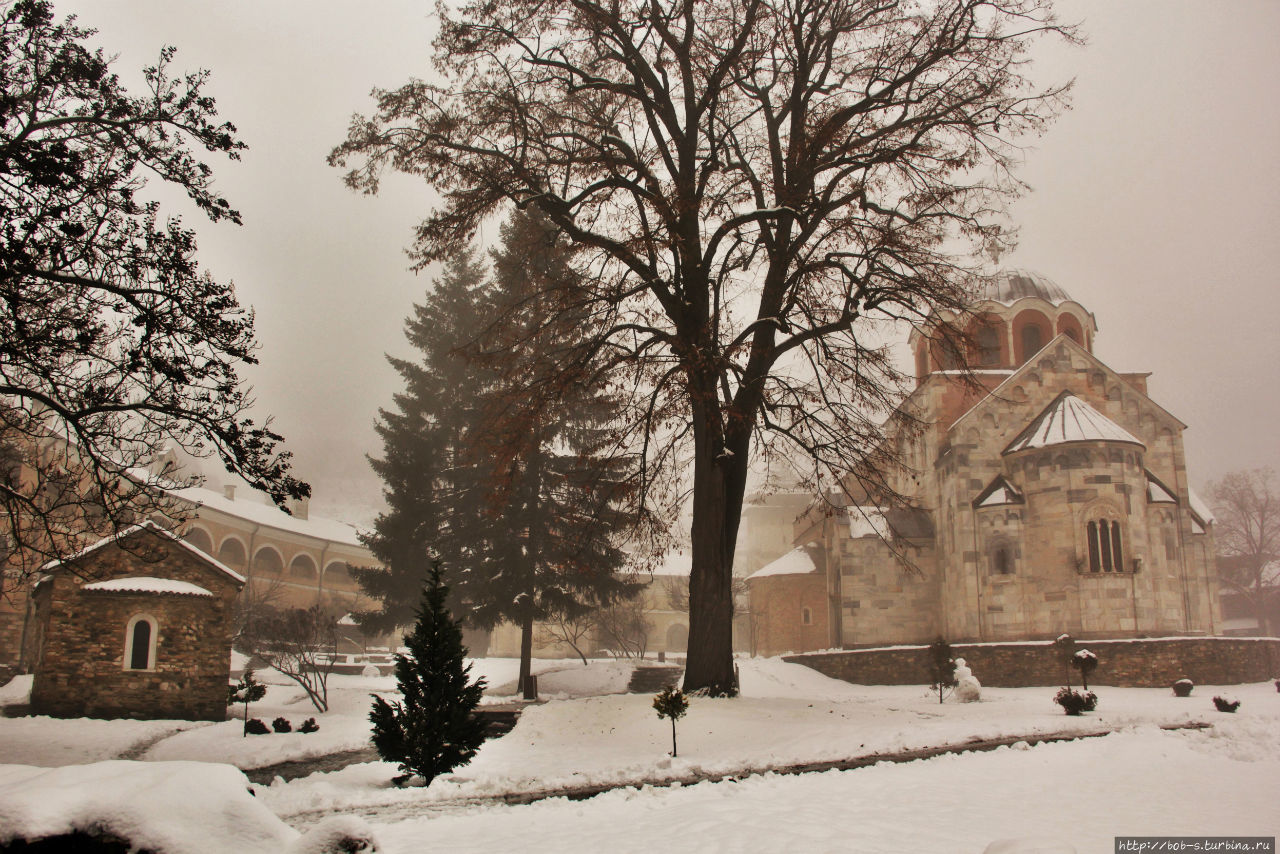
977,325,1000,366
801,607,812,625
992,546,1013,575
1021,324,1044,359
1086,519,1124,573
124,615,157,671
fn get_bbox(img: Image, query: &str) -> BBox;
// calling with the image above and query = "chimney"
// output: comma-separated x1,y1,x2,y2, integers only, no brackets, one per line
223,484,235,502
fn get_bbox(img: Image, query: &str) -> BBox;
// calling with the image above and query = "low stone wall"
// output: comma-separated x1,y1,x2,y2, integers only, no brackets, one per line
786,637,1280,688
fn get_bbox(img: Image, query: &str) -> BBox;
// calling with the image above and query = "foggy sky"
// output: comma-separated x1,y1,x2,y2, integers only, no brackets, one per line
52,0,1280,523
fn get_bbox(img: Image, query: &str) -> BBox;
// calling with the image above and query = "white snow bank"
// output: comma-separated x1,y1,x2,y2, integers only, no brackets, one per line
0,675,32,707
0,760,294,851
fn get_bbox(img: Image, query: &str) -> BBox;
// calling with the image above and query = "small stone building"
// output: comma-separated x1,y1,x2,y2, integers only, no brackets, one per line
747,543,829,657
28,521,243,720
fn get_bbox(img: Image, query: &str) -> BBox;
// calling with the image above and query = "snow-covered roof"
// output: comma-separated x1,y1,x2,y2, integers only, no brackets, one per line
650,549,692,577
848,508,890,539
171,485,363,547
81,577,214,597
1187,487,1214,524
1146,472,1178,504
748,545,820,579
973,270,1077,307
1004,391,1145,455
974,476,1024,509
40,520,246,585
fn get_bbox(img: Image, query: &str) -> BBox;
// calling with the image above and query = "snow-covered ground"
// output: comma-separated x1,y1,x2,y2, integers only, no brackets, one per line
1,657,1277,853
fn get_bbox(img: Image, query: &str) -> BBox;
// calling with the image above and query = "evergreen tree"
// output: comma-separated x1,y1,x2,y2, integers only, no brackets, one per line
357,211,646,693
354,250,489,634
370,562,488,786
460,209,645,694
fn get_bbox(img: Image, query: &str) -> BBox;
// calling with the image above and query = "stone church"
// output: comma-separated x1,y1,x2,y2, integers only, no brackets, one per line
750,271,1220,656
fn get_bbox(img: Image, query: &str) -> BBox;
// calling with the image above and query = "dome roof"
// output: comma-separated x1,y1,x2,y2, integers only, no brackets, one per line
975,270,1076,307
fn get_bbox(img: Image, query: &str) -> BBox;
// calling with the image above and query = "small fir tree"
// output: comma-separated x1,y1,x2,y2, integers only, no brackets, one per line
370,562,488,786
653,685,690,757
928,638,954,704
227,668,267,738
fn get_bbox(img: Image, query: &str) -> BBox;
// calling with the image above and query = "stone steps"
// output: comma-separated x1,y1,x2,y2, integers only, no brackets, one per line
627,665,683,694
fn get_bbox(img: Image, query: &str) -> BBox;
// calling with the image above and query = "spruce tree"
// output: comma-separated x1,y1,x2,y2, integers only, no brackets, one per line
370,562,488,786
459,209,645,694
355,250,489,634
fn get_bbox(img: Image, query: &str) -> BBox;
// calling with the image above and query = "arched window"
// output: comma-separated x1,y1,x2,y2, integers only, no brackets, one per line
217,537,246,570
289,553,318,580
253,547,284,576
1021,324,1044,360
182,526,213,555
323,561,352,585
124,614,158,671
1086,519,1124,573
977,324,1001,366
992,546,1013,575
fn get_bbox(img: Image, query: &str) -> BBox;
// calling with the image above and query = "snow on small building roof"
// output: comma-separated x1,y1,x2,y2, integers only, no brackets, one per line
170,485,363,547
748,544,821,579
1146,472,1179,504
848,508,890,539
973,476,1024,509
81,577,214,597
40,520,246,585
1187,486,1214,525
1003,391,1145,455
650,549,692,577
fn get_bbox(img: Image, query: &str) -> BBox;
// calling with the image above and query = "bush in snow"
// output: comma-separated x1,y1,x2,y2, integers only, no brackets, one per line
287,815,382,853
227,667,268,738
927,637,954,704
1274,678,1279,693
299,717,320,733
272,716,293,733
1071,649,1098,692
653,684,690,757
370,561,487,787
1054,687,1097,716
1213,695,1241,713
245,717,271,735
1172,678,1194,697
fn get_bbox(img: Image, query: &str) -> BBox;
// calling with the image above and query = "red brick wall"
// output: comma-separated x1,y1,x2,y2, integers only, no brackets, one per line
787,637,1280,688
750,574,829,657
30,531,240,720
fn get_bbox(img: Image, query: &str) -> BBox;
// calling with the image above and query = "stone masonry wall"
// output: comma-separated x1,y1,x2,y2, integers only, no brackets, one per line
30,531,239,721
787,637,1280,688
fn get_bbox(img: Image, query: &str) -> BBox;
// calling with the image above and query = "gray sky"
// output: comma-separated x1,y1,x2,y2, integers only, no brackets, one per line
55,0,1280,522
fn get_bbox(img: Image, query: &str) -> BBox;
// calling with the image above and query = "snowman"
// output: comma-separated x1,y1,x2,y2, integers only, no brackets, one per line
953,657,981,702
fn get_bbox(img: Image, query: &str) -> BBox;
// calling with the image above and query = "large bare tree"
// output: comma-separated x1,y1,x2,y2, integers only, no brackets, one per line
1210,468,1279,637
332,0,1074,694
0,1,307,588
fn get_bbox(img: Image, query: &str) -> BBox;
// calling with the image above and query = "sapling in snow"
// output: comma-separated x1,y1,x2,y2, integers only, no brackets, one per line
1072,649,1098,692
653,685,689,757
927,638,954,704
227,668,267,738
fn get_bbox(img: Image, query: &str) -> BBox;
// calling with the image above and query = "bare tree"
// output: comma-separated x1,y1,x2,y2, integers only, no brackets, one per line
258,606,339,713
1210,468,1279,637
595,596,653,659
0,1,307,592
332,0,1075,693
538,611,598,665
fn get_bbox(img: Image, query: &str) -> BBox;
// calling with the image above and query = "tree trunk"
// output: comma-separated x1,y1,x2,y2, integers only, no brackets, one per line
681,405,751,696
518,612,534,697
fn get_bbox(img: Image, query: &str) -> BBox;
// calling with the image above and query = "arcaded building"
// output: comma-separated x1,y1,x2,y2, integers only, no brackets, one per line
764,271,1220,651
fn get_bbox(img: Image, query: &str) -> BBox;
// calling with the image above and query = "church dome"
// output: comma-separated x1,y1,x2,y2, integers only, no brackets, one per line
974,270,1076,307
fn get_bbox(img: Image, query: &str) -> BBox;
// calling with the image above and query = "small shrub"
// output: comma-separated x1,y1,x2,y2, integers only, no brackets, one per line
1274,678,1279,693
653,685,690,757
1054,687,1098,716
272,716,292,733
1212,695,1241,713
245,718,270,735
1172,678,1194,698
299,717,319,733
